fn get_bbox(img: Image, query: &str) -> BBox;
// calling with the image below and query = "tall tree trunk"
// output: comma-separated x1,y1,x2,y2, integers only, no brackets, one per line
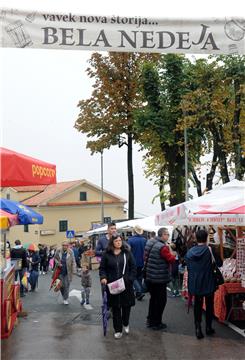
233,79,244,179
166,146,185,206
159,165,166,211
211,125,230,184
206,140,219,191
218,147,230,184
190,166,202,196
127,133,134,219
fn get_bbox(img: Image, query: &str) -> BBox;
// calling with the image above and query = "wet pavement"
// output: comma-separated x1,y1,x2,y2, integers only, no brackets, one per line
1,271,245,360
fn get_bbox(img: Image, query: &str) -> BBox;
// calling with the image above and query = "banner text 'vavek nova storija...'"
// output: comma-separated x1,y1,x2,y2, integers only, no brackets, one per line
0,9,244,54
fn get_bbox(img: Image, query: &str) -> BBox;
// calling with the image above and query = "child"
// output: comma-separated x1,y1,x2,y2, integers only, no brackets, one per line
80,264,92,305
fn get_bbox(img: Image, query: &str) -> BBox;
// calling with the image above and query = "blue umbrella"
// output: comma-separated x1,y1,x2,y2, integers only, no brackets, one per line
0,198,43,225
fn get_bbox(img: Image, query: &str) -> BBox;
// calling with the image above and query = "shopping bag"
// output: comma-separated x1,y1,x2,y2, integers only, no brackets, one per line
21,271,28,289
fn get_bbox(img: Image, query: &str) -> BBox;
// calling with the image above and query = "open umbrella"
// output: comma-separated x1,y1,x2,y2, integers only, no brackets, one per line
101,285,109,336
0,198,43,225
28,243,39,252
23,243,32,249
0,209,19,230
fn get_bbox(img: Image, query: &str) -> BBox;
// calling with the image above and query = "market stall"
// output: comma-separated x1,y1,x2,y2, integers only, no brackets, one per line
0,147,57,187
1,210,20,338
0,199,43,339
155,180,245,330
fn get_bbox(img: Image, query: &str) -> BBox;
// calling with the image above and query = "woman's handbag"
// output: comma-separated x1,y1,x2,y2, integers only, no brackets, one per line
213,263,225,289
209,247,224,289
107,253,126,295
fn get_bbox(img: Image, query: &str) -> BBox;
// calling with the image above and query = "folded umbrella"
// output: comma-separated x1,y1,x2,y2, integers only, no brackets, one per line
101,285,109,336
50,266,61,290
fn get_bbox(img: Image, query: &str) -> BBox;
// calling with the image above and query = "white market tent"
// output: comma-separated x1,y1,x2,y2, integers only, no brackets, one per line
85,215,173,237
155,179,245,227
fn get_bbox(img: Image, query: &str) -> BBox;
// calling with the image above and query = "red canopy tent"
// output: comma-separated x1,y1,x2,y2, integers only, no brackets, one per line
0,147,56,187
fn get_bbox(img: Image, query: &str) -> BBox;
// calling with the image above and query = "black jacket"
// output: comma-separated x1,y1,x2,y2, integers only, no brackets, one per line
11,246,28,269
28,252,41,272
99,249,136,308
145,239,171,284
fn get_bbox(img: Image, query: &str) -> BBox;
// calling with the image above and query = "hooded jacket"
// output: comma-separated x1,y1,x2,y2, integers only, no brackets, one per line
185,245,222,296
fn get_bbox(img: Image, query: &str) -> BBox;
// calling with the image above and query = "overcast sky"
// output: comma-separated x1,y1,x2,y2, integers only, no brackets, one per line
0,0,244,217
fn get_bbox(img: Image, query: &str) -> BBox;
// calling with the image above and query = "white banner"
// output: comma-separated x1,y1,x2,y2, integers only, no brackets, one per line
0,8,244,54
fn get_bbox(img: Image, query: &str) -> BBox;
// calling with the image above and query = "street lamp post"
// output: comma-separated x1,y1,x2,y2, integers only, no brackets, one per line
184,126,189,201
100,151,104,224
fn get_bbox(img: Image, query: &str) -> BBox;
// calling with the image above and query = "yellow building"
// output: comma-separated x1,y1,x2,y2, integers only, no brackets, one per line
1,180,126,246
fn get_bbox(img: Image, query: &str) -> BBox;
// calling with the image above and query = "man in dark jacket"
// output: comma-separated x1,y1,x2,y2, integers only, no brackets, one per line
185,229,223,339
38,244,47,274
11,239,28,297
128,225,146,300
28,249,41,291
95,222,117,258
145,227,176,331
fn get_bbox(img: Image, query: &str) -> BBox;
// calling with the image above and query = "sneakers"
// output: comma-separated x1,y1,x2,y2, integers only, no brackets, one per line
123,325,129,334
114,332,123,339
80,300,85,306
136,294,145,301
63,300,69,305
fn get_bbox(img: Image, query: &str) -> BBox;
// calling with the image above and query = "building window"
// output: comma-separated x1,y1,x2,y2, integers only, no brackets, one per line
24,224,29,232
6,193,10,200
80,192,87,201
59,220,68,232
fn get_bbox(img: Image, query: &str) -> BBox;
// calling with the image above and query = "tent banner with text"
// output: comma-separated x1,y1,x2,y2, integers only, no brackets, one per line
0,8,244,54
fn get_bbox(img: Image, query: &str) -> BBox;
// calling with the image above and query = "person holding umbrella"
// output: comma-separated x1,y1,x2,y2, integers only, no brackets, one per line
54,241,76,305
99,234,136,339
27,244,40,292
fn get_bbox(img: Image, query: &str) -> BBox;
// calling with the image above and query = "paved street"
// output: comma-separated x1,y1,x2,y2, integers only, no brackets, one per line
2,271,245,360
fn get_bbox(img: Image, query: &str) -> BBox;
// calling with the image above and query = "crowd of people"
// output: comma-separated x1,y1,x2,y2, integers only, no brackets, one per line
9,239,89,299
9,222,222,341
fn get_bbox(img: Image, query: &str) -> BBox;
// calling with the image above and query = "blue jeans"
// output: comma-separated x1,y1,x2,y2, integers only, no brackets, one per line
81,287,90,304
134,267,144,295
28,270,39,290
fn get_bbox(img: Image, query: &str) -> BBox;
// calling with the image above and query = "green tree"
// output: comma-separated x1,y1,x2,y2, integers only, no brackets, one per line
75,52,159,219
181,55,245,189
135,54,192,206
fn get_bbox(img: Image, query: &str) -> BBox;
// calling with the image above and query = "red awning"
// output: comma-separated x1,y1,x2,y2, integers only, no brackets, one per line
0,147,57,187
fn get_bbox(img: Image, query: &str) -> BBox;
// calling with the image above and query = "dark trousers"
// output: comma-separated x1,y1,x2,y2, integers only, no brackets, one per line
112,306,131,333
40,259,47,272
194,293,214,328
147,282,167,326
